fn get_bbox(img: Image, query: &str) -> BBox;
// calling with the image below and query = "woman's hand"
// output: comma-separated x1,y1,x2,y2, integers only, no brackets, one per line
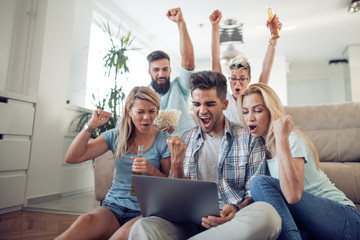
273,115,294,140
131,156,154,175
266,14,282,31
87,109,111,129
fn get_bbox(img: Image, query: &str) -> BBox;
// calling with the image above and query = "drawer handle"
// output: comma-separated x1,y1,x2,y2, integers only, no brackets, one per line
0,97,8,103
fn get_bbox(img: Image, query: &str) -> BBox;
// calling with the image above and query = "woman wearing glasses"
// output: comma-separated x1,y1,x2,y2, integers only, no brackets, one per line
209,10,282,124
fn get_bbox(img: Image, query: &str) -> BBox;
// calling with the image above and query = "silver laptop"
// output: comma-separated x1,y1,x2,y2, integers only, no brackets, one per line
131,175,220,225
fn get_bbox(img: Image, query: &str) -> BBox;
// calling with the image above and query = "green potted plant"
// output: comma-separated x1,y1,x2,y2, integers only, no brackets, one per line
72,20,136,137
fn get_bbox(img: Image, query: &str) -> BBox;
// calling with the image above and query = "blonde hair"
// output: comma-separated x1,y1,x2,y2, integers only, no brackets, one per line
114,86,160,160
238,83,321,169
228,56,251,78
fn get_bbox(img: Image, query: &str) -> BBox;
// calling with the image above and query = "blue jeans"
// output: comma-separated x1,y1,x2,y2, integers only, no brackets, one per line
102,200,141,226
250,175,360,240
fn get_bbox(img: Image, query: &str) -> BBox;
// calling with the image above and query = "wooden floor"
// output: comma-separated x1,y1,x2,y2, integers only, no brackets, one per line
0,210,79,240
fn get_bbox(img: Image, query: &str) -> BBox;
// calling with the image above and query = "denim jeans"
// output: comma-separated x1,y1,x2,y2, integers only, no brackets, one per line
250,175,360,240
102,200,141,226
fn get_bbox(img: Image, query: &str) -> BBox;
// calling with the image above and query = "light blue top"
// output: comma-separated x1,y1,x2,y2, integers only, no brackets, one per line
102,129,171,210
150,65,196,135
267,131,355,207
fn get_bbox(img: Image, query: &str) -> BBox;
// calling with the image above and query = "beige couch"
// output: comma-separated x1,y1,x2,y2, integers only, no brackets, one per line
284,102,360,211
94,102,360,211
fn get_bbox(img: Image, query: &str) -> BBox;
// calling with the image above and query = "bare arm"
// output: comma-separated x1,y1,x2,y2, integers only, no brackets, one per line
167,8,194,70
210,10,222,73
166,136,187,178
259,15,282,84
65,110,111,164
274,115,304,204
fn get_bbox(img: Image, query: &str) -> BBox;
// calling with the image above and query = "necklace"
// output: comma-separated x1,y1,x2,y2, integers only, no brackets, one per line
131,127,156,153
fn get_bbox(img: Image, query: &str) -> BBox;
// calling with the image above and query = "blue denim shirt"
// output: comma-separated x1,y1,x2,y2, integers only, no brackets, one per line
179,118,267,205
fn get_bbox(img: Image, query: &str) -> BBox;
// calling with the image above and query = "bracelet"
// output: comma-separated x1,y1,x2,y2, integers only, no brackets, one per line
269,41,276,48
84,123,96,134
231,203,240,212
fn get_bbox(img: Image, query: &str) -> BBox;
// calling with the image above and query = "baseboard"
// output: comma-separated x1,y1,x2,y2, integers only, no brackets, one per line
61,187,94,198
0,205,22,215
26,193,61,205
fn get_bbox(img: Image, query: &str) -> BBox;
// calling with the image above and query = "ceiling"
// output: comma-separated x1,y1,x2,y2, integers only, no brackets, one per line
108,0,360,65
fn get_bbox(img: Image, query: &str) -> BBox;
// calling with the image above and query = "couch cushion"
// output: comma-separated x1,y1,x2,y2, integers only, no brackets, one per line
94,150,115,201
320,162,360,209
285,102,360,163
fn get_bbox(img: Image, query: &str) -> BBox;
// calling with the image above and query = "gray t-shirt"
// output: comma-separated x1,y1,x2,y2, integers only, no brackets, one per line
198,130,225,208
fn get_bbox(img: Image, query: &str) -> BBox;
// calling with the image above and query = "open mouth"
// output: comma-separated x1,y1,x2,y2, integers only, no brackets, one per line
199,115,211,128
235,88,241,94
157,78,166,84
248,124,257,133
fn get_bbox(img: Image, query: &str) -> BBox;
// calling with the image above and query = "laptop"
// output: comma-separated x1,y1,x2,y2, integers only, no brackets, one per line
131,175,220,225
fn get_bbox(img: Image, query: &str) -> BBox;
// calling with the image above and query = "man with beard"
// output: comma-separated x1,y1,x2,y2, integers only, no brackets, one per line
129,71,281,240
147,8,196,135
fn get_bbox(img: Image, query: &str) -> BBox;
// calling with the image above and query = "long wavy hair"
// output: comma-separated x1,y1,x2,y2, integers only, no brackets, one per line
237,83,320,169
114,86,160,159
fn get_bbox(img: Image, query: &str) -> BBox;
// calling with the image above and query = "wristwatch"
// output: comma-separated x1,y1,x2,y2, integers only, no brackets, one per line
84,124,96,134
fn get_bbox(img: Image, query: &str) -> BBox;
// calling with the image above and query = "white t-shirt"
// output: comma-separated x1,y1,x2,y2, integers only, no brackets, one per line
223,91,242,125
198,130,225,209
267,131,355,207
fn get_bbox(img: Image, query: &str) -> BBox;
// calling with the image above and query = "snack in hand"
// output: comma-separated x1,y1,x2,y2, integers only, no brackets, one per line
153,110,181,129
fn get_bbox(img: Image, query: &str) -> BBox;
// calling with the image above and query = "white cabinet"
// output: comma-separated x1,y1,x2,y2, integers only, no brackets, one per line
0,91,36,211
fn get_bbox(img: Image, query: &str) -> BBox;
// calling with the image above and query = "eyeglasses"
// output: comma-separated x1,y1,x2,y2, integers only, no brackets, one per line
228,77,249,83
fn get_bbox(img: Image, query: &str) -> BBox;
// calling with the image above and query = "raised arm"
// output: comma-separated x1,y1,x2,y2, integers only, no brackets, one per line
65,109,111,164
273,115,304,204
210,10,222,73
258,15,282,84
167,8,194,70
166,136,187,179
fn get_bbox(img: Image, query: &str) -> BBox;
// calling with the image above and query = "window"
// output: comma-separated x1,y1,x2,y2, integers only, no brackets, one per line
85,22,149,110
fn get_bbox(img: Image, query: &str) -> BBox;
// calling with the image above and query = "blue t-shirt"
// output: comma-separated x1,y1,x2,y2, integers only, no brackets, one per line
150,65,196,135
102,129,171,210
267,131,355,207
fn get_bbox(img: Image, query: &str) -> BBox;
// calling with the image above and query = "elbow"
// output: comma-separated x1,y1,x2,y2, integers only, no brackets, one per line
65,155,76,164
285,191,303,204
182,61,195,71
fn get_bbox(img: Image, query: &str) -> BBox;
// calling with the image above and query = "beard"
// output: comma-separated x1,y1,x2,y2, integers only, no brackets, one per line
151,76,171,94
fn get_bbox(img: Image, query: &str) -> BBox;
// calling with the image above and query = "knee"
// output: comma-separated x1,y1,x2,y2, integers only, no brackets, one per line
254,202,282,238
129,217,163,240
250,175,269,189
250,175,270,199
75,213,96,226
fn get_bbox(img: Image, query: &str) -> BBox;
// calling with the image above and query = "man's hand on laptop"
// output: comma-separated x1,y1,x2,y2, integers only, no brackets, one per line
200,204,237,229
167,136,187,178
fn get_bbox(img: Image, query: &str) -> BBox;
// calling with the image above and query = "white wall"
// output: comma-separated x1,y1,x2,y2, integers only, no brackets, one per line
0,1,16,91
287,61,349,106
345,45,360,102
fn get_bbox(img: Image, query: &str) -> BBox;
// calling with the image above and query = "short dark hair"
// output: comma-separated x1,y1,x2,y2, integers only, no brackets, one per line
189,71,227,101
147,50,170,65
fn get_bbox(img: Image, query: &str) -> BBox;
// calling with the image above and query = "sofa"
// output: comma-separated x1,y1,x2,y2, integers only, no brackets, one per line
284,102,360,211
94,102,360,211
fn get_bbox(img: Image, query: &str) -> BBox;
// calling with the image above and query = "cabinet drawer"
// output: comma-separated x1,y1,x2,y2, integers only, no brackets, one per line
0,101,35,135
0,140,31,171
0,174,26,209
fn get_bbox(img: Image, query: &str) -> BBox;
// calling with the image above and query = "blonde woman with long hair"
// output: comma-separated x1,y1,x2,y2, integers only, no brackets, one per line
238,83,360,239
58,86,171,240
